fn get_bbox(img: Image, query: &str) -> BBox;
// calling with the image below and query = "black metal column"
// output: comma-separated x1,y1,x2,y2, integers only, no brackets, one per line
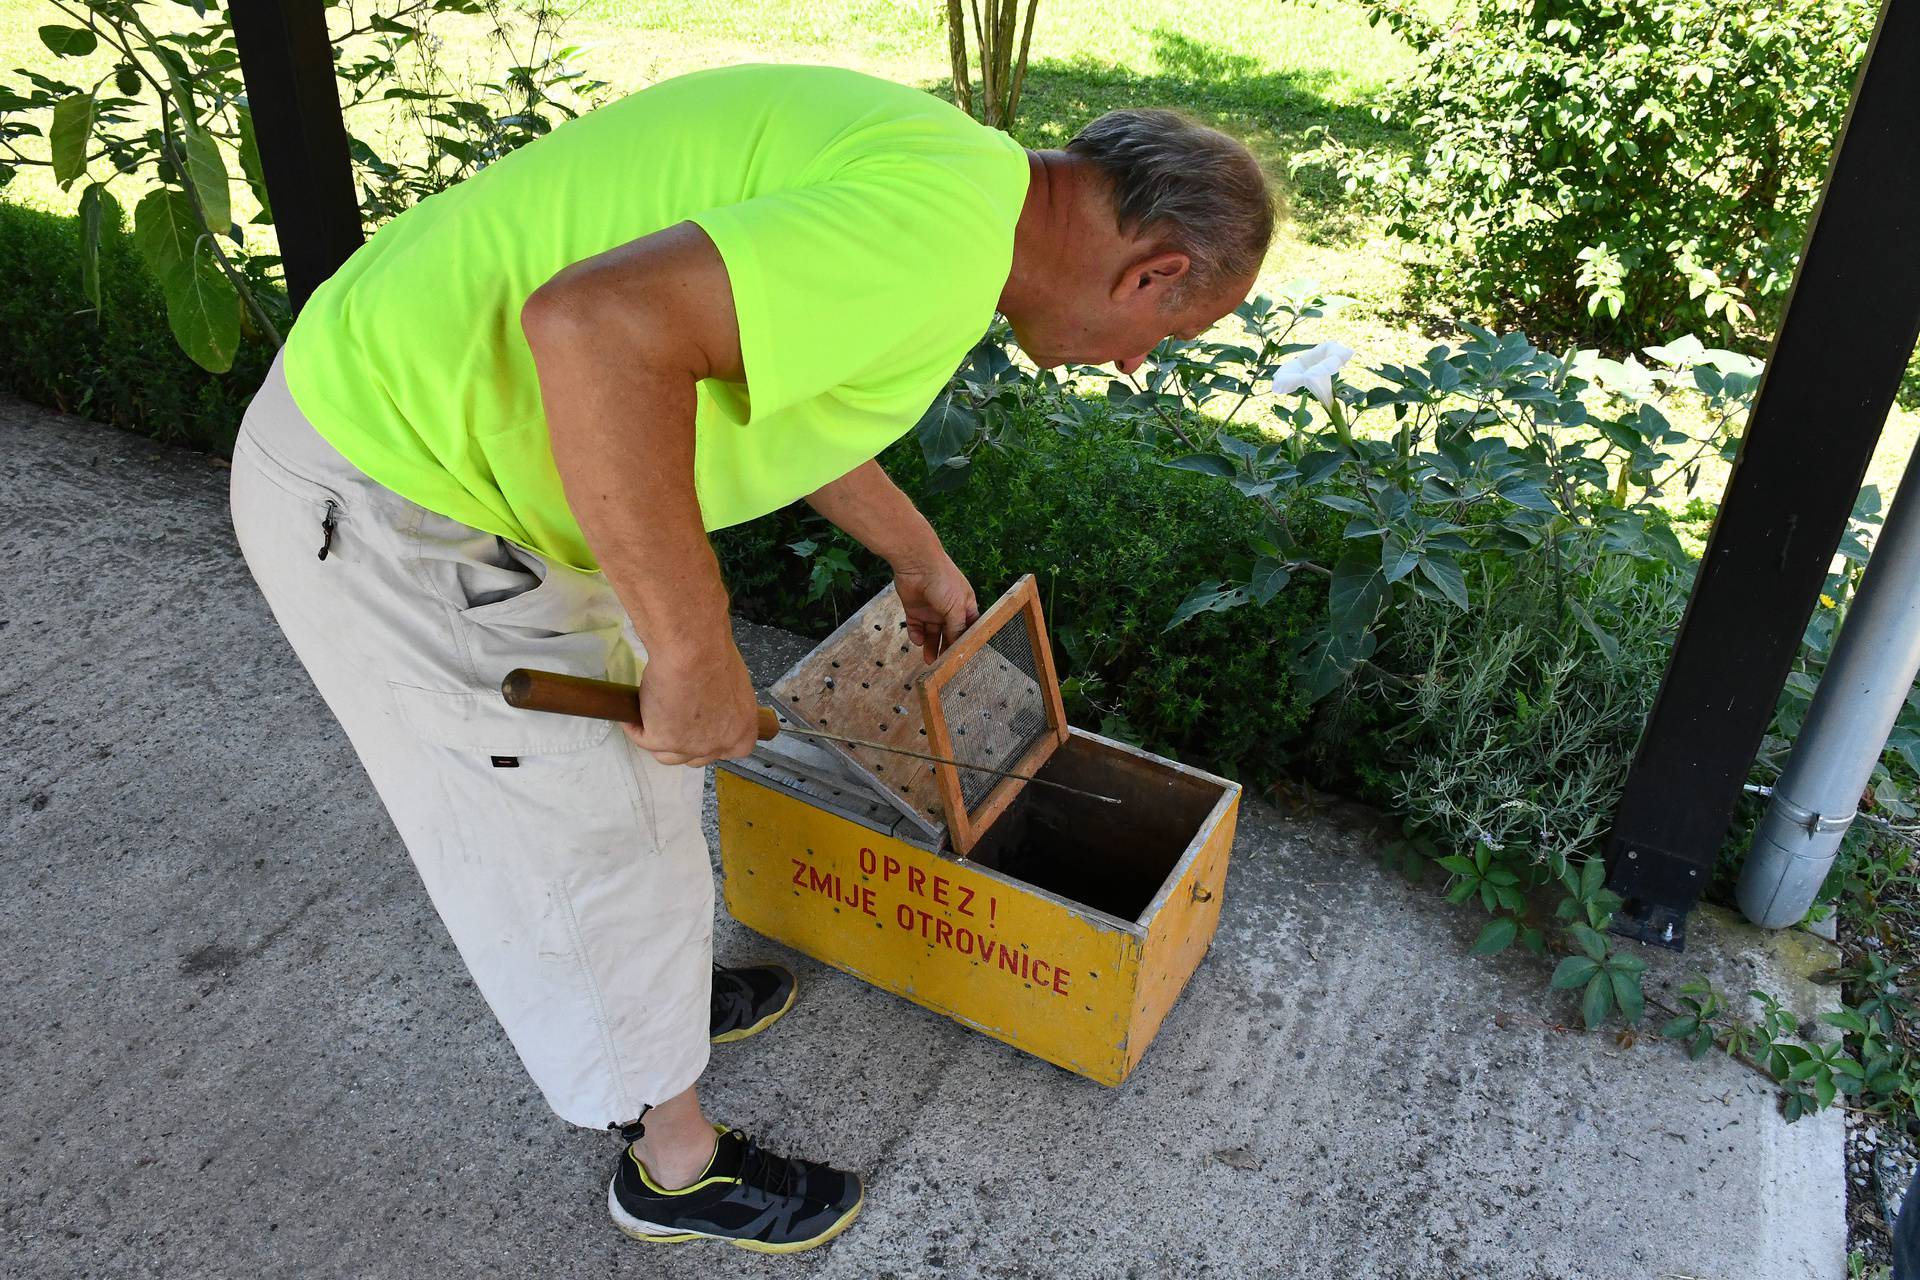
228,0,362,312
1605,0,1920,949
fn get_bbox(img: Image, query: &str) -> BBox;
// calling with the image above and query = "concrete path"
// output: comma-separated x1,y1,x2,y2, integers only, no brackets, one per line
2,397,1844,1279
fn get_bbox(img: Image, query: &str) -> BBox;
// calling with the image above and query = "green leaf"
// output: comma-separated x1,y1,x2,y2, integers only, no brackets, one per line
1163,453,1237,477
178,125,230,232
1470,917,1516,955
1821,1008,1870,1035
1417,552,1470,610
1661,1014,1698,1039
1579,855,1606,900
236,104,273,222
915,397,978,469
50,92,95,189
1328,548,1387,633
1568,924,1609,961
1314,493,1373,516
1609,966,1645,1025
1581,972,1614,1029
78,182,107,312
1249,556,1290,604
133,187,198,288
1568,600,1622,663
160,235,240,372
1164,581,1250,630
1551,955,1598,990
1380,537,1420,583
39,24,98,56
151,45,199,129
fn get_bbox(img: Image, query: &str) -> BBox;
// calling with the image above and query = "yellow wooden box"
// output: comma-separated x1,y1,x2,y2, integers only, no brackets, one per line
716,579,1241,1086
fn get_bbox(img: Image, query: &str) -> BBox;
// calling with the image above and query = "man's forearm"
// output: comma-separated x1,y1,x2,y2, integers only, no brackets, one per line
523,306,732,666
807,460,944,569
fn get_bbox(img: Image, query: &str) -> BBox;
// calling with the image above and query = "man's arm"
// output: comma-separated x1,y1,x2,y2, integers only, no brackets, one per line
520,222,756,768
806,462,978,663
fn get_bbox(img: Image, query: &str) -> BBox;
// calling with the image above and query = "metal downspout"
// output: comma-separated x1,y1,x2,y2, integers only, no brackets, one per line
1738,446,1920,928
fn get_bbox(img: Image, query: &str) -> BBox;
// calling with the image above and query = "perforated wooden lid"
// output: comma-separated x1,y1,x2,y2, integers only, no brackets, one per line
765,576,1068,852
768,585,950,843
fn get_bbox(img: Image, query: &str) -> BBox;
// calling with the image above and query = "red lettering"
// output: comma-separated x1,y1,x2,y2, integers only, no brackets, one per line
859,887,878,918
956,885,976,917
896,903,914,930
882,853,901,883
907,866,926,896
954,927,975,956
935,919,955,948
989,896,997,922
808,867,834,895
917,909,937,940
931,876,950,906
997,945,1021,976
1052,967,1071,996
1032,959,1051,988
858,847,877,875
791,859,808,887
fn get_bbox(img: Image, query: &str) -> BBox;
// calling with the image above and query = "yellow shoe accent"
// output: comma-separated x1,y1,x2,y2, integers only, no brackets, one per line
606,1179,865,1254
710,969,797,1044
728,1190,864,1254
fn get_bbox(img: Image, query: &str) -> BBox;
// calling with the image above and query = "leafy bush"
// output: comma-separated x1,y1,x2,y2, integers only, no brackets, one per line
0,198,267,452
1346,553,1685,868
0,0,599,371
715,406,1344,781
1296,0,1876,348
1045,286,1755,708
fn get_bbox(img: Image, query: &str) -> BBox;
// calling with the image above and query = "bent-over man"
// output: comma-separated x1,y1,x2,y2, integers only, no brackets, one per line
230,62,1273,1252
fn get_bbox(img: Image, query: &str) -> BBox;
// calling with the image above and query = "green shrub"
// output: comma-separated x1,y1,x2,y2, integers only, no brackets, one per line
715,408,1344,784
1327,552,1685,867
1296,0,1876,349
0,199,271,453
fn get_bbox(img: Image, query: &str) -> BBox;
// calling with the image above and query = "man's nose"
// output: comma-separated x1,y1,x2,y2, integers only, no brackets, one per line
1113,352,1151,375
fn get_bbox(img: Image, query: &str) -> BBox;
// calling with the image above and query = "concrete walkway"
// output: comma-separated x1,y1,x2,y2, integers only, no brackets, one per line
2,397,1844,1279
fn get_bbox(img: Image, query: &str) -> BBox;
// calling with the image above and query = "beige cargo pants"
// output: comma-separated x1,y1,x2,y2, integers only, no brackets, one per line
228,352,712,1127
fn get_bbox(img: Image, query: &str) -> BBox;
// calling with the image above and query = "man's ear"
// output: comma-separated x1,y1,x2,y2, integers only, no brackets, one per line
1109,250,1191,304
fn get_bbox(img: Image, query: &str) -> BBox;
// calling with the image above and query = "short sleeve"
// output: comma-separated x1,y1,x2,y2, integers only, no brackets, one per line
686,166,1010,427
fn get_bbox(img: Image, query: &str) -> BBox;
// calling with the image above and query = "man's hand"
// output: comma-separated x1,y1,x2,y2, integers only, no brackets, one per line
894,552,979,664
626,644,760,767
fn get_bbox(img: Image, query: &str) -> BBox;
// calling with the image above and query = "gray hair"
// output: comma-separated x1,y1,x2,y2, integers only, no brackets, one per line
1066,109,1275,302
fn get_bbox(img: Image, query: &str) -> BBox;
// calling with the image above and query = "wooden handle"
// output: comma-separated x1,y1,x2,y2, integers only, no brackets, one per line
501,668,780,740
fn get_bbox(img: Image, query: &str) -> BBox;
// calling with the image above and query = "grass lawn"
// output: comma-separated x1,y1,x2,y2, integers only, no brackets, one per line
1,0,1912,497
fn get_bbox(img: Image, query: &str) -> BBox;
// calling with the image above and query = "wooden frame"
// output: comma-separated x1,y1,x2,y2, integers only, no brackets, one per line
916,574,1069,856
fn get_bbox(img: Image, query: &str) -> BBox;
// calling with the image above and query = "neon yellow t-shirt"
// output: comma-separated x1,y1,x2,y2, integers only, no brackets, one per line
281,64,1030,569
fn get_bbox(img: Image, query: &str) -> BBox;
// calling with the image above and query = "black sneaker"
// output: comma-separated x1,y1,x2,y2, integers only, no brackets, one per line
710,963,796,1044
608,1126,864,1253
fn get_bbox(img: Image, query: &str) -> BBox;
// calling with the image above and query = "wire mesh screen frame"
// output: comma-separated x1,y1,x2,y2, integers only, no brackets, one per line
917,574,1069,855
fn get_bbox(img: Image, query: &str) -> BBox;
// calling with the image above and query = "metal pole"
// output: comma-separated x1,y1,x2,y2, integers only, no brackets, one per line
1602,0,1920,949
227,0,363,313
1738,447,1920,928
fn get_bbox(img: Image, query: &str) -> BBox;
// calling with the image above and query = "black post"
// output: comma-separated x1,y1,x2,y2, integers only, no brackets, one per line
1604,0,1920,949
228,0,362,313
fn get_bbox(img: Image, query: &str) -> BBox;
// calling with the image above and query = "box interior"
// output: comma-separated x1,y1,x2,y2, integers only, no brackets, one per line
963,733,1227,923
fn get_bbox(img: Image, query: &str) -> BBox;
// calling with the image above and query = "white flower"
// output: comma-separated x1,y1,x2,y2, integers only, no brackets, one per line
1270,341,1355,408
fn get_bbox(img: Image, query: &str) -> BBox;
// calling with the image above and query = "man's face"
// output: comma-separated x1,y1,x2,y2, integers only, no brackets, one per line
1011,266,1258,374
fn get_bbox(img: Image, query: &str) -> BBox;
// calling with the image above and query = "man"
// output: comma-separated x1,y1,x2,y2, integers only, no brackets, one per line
230,62,1272,1253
